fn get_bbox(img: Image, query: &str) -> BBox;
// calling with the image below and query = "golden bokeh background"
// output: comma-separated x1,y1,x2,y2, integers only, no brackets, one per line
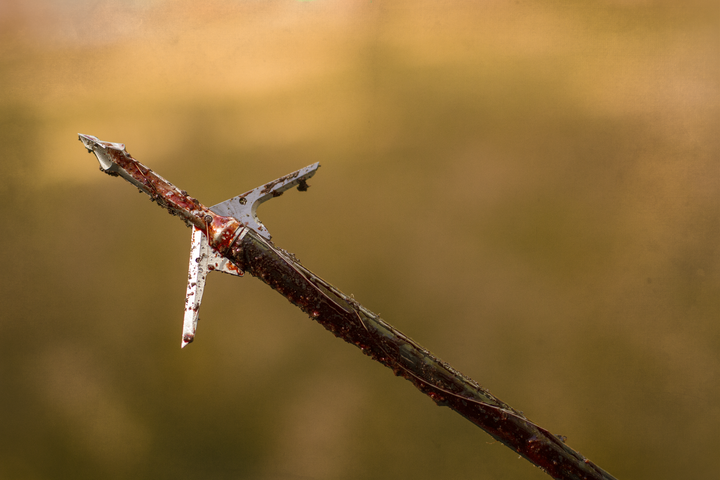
1,1,718,479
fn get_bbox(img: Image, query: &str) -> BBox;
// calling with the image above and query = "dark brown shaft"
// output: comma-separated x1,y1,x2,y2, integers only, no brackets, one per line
229,230,618,480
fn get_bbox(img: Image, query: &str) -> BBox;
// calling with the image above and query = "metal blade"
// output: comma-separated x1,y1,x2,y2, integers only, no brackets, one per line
210,162,320,240
182,226,243,348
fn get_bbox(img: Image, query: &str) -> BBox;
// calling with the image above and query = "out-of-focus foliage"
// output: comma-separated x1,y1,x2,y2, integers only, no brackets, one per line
1,1,718,479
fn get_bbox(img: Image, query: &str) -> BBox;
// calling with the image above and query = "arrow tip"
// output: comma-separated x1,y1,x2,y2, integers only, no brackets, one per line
182,333,195,348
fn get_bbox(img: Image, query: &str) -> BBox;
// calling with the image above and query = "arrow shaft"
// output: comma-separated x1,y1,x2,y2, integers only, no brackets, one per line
229,229,617,480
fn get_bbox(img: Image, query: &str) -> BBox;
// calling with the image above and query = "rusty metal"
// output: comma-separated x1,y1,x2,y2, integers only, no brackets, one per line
79,134,619,480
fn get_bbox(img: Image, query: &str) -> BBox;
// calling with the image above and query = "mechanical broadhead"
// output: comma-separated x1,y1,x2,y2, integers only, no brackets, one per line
79,133,319,347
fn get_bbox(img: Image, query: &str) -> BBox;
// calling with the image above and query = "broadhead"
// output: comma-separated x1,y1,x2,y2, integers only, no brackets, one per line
80,135,320,349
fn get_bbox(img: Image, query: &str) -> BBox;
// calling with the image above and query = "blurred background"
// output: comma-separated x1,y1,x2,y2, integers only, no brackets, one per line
1,1,718,479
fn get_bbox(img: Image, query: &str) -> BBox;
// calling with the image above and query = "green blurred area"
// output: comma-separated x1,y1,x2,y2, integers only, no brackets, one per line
1,1,718,479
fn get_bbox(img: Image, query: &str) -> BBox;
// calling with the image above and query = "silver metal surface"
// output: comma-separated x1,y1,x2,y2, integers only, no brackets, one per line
210,162,320,240
182,226,245,348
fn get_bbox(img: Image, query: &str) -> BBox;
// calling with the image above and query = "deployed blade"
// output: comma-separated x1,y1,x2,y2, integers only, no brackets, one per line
182,226,244,348
210,162,320,240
